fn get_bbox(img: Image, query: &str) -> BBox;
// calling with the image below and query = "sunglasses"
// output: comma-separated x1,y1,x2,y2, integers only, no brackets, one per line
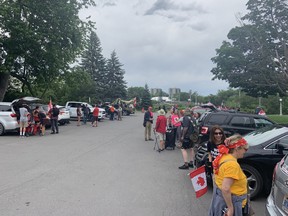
214,132,223,135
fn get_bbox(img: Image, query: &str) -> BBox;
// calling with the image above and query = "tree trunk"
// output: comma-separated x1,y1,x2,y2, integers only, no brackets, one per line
0,73,10,102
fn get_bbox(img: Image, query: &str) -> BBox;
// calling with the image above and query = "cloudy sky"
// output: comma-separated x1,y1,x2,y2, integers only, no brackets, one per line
81,0,247,96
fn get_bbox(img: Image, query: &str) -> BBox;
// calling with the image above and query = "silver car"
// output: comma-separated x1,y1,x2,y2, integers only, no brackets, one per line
0,102,19,135
266,154,288,215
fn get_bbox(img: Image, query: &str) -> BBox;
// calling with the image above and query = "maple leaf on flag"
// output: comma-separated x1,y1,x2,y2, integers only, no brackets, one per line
197,176,205,187
189,165,208,198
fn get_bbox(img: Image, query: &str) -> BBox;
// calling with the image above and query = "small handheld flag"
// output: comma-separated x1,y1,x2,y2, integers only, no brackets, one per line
48,98,53,111
189,165,208,198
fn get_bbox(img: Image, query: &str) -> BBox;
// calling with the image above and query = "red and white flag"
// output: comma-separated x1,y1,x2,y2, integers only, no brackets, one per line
189,165,208,198
258,109,266,116
48,98,53,111
133,97,137,107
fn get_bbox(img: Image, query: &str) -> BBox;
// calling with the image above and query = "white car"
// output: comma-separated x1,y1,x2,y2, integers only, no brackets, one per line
0,97,42,135
56,105,70,125
65,101,105,121
0,102,19,135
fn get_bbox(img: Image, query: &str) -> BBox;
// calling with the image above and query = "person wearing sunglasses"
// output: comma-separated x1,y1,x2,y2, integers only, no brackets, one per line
207,125,226,172
209,134,250,216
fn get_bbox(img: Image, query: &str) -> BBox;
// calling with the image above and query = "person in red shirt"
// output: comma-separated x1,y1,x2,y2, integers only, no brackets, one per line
154,109,167,151
92,105,99,127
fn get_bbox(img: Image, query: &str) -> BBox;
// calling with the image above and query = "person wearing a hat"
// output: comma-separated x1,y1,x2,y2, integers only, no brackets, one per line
154,109,167,151
144,106,154,141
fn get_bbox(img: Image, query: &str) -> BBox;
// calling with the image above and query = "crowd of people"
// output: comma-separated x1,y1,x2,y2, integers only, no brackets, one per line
17,102,127,138
143,106,200,169
143,106,253,216
17,103,61,137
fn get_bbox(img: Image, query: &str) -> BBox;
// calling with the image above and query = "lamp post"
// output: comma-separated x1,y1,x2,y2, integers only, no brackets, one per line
280,98,283,116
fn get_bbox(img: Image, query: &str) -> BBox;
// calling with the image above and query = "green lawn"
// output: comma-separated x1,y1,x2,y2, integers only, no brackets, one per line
268,115,288,125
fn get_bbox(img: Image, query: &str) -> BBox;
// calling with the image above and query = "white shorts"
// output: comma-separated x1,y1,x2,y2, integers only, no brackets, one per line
156,132,165,141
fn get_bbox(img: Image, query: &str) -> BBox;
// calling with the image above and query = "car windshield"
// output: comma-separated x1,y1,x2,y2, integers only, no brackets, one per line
244,125,288,147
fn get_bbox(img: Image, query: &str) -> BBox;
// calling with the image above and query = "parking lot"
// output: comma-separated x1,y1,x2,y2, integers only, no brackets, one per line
0,113,266,216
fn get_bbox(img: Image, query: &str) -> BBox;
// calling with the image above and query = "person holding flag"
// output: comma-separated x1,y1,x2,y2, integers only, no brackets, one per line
209,134,250,216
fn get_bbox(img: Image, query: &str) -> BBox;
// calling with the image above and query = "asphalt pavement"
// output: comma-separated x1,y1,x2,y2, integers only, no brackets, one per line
0,112,266,216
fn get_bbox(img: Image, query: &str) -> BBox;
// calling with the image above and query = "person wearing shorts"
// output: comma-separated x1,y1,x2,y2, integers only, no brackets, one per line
178,109,196,170
19,105,29,137
76,105,82,126
154,109,167,151
38,111,47,136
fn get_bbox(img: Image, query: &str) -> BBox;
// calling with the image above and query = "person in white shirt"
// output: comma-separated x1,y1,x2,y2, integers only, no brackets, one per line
19,105,29,137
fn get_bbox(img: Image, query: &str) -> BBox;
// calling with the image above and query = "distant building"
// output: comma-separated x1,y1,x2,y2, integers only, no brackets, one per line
151,97,172,102
150,88,162,96
169,88,181,100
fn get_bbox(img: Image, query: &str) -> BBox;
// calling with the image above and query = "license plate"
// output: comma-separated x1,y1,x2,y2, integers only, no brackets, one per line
282,195,288,214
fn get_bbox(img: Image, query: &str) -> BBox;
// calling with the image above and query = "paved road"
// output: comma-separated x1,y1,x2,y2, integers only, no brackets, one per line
0,113,266,216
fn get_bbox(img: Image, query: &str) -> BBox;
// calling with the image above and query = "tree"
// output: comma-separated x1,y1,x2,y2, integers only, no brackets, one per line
211,0,288,97
48,67,96,105
105,50,127,100
141,84,152,110
0,0,95,101
80,31,107,100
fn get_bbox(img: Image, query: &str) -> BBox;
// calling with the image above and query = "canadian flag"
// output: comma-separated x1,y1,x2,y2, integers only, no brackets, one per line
258,109,266,116
189,165,208,198
133,97,137,107
48,98,53,111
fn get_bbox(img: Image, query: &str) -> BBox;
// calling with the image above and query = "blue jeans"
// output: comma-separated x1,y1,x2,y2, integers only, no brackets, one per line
83,114,87,124
51,119,58,133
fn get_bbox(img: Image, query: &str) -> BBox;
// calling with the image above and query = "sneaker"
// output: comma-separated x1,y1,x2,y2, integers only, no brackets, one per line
188,162,194,168
148,138,154,141
178,164,189,170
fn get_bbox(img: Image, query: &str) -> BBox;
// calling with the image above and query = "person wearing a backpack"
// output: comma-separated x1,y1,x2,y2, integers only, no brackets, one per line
178,109,196,169
49,104,59,134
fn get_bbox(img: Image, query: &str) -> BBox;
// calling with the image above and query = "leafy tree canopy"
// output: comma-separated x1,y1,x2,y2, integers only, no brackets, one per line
211,0,288,97
0,0,95,101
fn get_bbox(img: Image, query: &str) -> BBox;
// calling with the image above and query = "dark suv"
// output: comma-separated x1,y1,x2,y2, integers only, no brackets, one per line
197,111,275,144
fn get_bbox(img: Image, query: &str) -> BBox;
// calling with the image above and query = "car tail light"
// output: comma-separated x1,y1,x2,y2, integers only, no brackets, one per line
201,126,209,134
272,164,278,182
272,158,284,181
10,113,17,118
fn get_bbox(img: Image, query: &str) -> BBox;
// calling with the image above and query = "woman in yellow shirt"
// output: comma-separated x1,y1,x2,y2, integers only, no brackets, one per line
209,134,249,216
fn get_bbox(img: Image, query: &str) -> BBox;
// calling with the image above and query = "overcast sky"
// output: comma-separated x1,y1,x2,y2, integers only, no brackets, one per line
81,0,247,96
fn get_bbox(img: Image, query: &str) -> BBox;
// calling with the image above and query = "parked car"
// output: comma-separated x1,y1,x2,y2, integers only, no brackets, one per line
0,97,52,135
0,102,19,135
191,103,218,115
65,101,105,121
195,125,288,199
57,105,70,125
266,154,288,215
197,110,276,144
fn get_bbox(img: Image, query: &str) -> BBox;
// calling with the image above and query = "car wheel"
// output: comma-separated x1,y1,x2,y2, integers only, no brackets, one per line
241,164,263,199
0,123,4,135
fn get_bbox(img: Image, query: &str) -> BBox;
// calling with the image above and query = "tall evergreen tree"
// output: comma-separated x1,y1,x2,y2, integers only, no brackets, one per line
141,84,152,110
105,50,127,100
81,31,107,100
